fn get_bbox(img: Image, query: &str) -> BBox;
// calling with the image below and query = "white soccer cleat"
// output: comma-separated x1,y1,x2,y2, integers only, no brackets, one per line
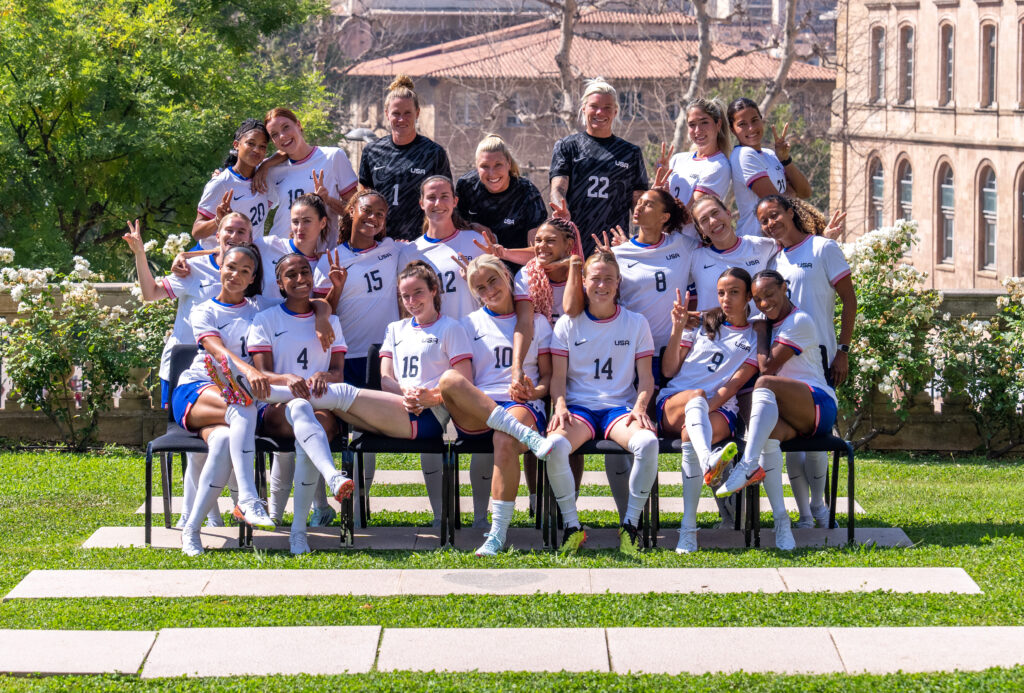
329,472,354,502
675,528,698,554
290,531,312,555
774,517,796,551
309,505,337,527
716,459,765,497
523,430,554,461
233,499,275,530
811,503,832,529
793,516,815,529
181,528,204,556
475,532,506,557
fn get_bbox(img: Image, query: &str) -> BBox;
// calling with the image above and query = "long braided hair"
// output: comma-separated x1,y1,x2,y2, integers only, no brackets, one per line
522,217,583,324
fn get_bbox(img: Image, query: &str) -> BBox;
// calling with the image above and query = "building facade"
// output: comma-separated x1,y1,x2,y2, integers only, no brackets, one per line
829,0,1024,288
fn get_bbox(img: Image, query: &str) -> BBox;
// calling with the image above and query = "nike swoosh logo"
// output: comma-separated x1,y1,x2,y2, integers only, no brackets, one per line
574,339,587,346
242,449,254,454
474,335,485,341
745,470,759,480
300,481,316,486
233,194,245,201
199,282,214,288
573,156,586,162
684,473,701,479
274,331,287,337
217,323,229,330
626,262,639,268
302,433,318,443
703,264,715,269
374,165,385,170
393,340,402,346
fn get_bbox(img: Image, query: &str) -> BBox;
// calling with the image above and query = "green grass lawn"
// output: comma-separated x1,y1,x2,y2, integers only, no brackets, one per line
0,448,1022,690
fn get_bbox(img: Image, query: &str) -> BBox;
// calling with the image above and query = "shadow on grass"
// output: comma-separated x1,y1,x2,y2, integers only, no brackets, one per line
896,521,1024,547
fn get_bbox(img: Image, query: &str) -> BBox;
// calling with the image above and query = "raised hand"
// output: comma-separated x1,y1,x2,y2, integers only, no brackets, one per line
771,122,792,161
656,142,675,170
327,249,348,289
824,209,847,239
472,236,507,260
548,199,571,221
215,189,233,221
670,288,692,330
608,225,628,247
122,219,144,254
171,253,192,278
594,227,627,254
451,252,471,279
312,169,329,200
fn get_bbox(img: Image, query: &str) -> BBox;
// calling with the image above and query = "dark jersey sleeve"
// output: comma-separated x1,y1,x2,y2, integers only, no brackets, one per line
632,145,650,192
549,137,571,179
434,145,452,180
358,147,374,189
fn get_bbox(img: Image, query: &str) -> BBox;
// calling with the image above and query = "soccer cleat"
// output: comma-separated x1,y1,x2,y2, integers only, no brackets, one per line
475,532,505,557
290,531,312,555
217,355,253,406
618,522,640,555
811,503,832,529
793,516,815,529
206,513,225,528
703,442,738,487
774,517,796,551
175,512,189,529
232,499,275,530
204,354,232,401
308,504,337,527
181,528,204,556
558,525,586,555
328,472,354,502
523,430,554,461
675,528,698,554
716,459,765,497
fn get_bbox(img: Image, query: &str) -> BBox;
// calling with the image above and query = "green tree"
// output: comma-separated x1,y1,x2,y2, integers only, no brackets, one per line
0,0,333,274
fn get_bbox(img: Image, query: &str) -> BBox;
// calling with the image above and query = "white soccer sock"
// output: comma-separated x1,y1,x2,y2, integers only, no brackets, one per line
181,452,200,520
742,389,779,468
684,398,714,463
420,453,444,522
227,470,239,507
262,384,295,404
268,452,295,521
490,499,515,544
311,476,329,510
291,448,318,533
604,453,631,523
760,439,788,521
545,435,580,528
224,403,258,503
486,406,536,446
681,442,703,531
184,428,231,533
309,382,359,413
285,399,338,482
470,453,493,526
807,450,829,512
785,451,812,520
624,429,659,526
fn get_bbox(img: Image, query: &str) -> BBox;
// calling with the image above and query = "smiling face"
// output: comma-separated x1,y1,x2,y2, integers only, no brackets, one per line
217,214,253,252
266,115,306,158
583,259,619,307
277,255,313,301
756,199,800,245
290,203,326,254
533,224,572,266
350,194,388,244
419,179,456,227
220,251,256,296
234,129,268,171
752,276,788,321
398,275,438,321
632,190,670,230
583,92,617,137
717,274,751,320
730,106,764,148
476,151,511,194
469,266,512,312
387,96,419,144
687,106,719,156
692,198,735,246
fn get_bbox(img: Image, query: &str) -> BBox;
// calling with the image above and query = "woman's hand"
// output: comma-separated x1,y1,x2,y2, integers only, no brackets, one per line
122,219,145,254
551,402,574,432
215,189,233,222
171,253,191,277
315,313,335,352
654,143,674,189
251,161,270,194
830,351,849,388
508,374,538,403
548,199,571,221
670,289,694,330
244,365,271,401
282,372,311,399
771,122,792,161
472,236,507,260
312,169,330,201
307,371,330,398
625,406,655,432
451,252,471,280
326,249,348,291
824,209,847,240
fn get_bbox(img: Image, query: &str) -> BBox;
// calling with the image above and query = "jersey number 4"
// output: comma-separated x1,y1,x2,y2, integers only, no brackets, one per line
593,357,613,380
297,347,308,371
586,176,609,199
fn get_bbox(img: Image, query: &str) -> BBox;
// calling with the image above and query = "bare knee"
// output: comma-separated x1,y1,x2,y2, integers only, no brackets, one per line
437,369,465,393
494,431,524,458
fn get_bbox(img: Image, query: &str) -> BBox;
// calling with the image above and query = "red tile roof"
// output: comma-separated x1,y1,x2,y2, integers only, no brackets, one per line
349,11,834,82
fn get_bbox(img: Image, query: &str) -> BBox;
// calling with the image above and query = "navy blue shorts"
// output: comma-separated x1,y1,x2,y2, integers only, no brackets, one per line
409,408,445,440
456,400,547,440
655,395,739,437
345,357,368,388
160,378,171,409
807,385,838,437
566,404,632,441
170,381,215,432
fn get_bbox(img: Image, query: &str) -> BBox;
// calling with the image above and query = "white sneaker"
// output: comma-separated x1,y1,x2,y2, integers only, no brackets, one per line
181,528,204,556
233,499,275,530
175,512,189,529
475,532,505,557
811,503,832,529
523,430,554,460
206,511,224,528
675,528,698,554
793,516,815,529
308,505,337,527
329,472,354,502
774,517,796,551
290,531,311,555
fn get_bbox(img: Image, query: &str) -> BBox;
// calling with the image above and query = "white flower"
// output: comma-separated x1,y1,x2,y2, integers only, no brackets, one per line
0,247,14,264
10,284,25,302
143,240,158,253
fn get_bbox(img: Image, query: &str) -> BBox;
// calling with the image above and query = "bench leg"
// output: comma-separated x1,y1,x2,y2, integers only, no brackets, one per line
145,444,154,546
340,449,354,547
651,479,660,548
846,445,855,544
160,452,173,529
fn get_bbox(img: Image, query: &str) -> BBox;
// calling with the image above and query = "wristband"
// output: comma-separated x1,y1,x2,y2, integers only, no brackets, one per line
837,343,850,353
779,157,793,167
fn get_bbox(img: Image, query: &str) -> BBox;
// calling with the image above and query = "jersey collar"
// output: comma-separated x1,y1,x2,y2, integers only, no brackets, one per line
288,239,319,261
411,315,440,328
208,253,220,270
584,305,620,323
710,237,742,255
288,146,318,165
344,240,378,254
226,166,251,182
424,230,459,244
783,233,813,253
280,304,313,318
483,306,514,318
629,233,665,249
212,297,247,308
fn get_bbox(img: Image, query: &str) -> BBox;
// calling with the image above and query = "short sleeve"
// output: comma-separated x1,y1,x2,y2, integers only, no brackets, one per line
631,145,650,192
744,332,760,368
398,242,425,273
680,327,697,348
312,255,332,294
549,139,571,179
696,159,732,198
247,313,272,353
821,239,852,286
737,147,770,189
191,304,218,345
329,315,347,354
522,180,547,229
160,271,199,301
550,315,570,356
331,149,358,197
196,177,223,219
772,316,807,356
379,322,397,360
535,315,553,353
357,147,373,189
443,320,473,365
513,270,531,302
634,314,655,359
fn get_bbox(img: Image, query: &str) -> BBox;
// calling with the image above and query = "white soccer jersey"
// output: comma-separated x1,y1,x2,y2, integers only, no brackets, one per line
771,234,851,361
612,233,697,351
312,237,400,359
772,307,836,403
179,298,260,385
462,307,552,404
668,151,732,240
731,146,787,238
513,269,567,323
267,146,358,239
550,306,654,409
660,323,759,402
399,229,486,320
247,306,346,376
689,236,777,312
157,254,223,380
253,236,320,310
380,315,473,390
196,167,277,248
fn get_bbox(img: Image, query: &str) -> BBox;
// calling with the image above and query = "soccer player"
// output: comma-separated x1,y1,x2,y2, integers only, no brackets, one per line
550,78,649,255
759,195,854,528
727,97,811,237
358,75,452,241
254,193,334,310
192,119,277,249
717,270,840,552
541,251,658,555
658,271,759,553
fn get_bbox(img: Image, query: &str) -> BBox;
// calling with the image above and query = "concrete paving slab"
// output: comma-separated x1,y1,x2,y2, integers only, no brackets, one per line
202,569,404,596
607,627,843,674
378,627,609,672
368,471,790,486
0,629,156,675
4,570,213,600
398,569,592,595
831,626,1024,673
141,626,380,678
779,567,981,594
591,568,786,594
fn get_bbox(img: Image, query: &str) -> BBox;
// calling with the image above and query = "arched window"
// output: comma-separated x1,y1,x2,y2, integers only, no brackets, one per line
898,25,914,104
979,167,997,269
937,164,955,263
939,23,955,106
896,159,913,221
869,158,885,229
870,26,886,103
980,23,997,108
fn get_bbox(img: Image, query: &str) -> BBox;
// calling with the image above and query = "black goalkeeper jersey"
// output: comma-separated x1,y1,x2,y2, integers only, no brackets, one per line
549,132,649,255
455,172,547,250
358,134,452,241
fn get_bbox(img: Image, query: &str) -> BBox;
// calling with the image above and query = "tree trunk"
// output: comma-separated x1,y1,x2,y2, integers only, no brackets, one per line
553,0,578,131
759,0,799,116
670,0,712,151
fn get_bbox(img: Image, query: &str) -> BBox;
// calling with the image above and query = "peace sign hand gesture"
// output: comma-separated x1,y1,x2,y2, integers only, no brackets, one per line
670,289,693,330
215,189,233,221
312,169,330,201
122,219,145,254
771,122,792,161
595,226,628,254
824,209,847,240
451,253,471,279
548,199,571,221
327,248,348,290
472,236,507,260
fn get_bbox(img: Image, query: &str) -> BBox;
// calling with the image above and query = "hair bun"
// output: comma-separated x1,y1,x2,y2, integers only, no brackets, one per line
388,74,415,92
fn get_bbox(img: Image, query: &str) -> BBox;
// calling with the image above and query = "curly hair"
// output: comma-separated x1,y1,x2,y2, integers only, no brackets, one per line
644,187,691,233
756,194,828,238
339,189,388,245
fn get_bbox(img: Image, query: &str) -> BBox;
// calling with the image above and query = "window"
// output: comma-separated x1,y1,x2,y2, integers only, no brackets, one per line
980,168,997,269
980,24,997,108
868,158,885,230
870,26,886,103
938,164,955,263
898,26,914,104
897,160,913,221
939,24,954,106
505,94,525,127
452,91,477,126
618,90,644,120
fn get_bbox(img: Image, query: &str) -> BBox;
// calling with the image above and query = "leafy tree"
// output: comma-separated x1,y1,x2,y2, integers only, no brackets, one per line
0,0,333,274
